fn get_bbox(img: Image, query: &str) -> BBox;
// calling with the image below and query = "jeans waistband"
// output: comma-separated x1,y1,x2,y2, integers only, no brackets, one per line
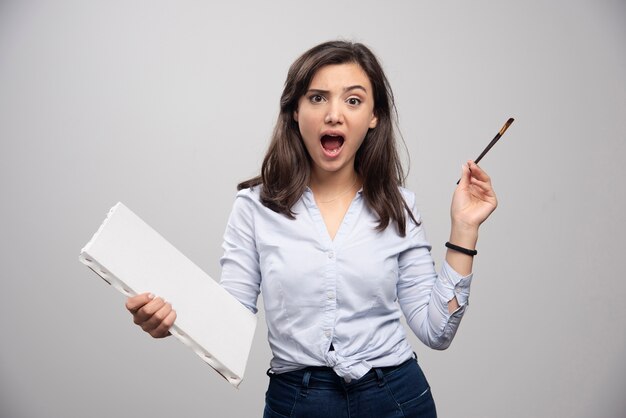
267,357,415,390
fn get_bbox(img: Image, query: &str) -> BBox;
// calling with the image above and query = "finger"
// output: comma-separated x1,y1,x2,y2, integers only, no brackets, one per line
469,184,497,202
133,297,166,325
140,301,172,332
125,292,155,314
469,177,494,193
467,161,491,183
150,309,177,339
458,162,471,187
469,180,498,205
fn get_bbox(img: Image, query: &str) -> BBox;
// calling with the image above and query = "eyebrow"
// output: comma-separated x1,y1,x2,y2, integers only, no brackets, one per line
306,85,368,95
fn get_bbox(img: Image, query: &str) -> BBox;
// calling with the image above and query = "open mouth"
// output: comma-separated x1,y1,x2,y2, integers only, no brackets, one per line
321,134,344,156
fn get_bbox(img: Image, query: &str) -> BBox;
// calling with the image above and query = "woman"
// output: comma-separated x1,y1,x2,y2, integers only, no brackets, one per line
126,41,497,417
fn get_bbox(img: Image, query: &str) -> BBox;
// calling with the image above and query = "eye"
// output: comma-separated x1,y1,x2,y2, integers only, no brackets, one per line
347,97,362,106
309,94,325,104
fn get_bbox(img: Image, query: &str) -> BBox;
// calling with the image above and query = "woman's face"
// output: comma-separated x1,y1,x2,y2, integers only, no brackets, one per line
294,63,378,181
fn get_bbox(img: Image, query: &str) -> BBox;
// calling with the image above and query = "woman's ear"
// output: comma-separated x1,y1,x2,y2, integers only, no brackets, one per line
369,112,378,129
293,109,299,123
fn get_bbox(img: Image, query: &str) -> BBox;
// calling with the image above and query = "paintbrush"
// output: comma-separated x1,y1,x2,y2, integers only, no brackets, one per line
457,117,514,184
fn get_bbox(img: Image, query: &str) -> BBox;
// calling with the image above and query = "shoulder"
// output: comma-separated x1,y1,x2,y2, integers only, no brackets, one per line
230,185,263,214
398,186,419,214
232,185,285,217
235,185,262,201
398,186,416,206
398,186,423,226
224,187,264,233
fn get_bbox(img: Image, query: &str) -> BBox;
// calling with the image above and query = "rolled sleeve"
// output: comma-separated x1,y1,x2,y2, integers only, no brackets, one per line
437,261,473,310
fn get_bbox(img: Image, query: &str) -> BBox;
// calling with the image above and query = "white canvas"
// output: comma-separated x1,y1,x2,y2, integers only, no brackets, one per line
79,202,256,388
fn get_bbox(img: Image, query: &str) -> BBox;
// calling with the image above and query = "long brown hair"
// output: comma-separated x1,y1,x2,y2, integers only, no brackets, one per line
238,40,418,236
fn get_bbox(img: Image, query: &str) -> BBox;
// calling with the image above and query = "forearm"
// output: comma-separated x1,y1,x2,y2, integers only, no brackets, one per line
400,260,472,350
445,223,479,313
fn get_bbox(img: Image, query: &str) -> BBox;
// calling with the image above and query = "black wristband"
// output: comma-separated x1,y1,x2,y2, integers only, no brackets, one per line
445,241,477,256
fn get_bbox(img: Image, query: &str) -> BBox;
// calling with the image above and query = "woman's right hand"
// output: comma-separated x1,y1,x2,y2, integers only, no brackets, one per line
125,292,176,338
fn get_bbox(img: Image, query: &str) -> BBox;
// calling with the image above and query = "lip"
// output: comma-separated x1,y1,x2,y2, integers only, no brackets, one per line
319,130,345,158
321,129,345,138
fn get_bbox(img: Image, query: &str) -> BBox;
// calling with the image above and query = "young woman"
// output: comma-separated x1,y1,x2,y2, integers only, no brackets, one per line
125,41,497,418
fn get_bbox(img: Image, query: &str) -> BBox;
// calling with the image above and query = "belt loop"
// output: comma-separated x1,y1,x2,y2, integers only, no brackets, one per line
300,370,312,398
375,368,386,387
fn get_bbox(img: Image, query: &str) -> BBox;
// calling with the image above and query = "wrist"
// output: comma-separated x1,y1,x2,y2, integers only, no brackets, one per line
445,241,477,256
449,225,478,250
451,217,480,233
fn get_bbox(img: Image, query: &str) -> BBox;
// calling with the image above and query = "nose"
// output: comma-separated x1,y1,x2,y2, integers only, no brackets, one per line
324,100,343,124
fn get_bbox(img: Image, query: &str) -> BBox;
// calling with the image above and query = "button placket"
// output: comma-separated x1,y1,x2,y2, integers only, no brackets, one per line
322,246,337,348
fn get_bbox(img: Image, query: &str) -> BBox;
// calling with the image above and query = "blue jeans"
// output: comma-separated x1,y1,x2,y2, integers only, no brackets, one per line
263,357,437,418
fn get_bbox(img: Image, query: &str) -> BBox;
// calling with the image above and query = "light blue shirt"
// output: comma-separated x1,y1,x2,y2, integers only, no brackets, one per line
220,186,472,382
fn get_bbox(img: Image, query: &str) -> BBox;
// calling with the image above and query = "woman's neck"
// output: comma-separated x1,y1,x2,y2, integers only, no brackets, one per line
309,168,360,203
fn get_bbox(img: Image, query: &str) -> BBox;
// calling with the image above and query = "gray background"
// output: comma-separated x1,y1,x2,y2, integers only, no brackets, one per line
1,0,624,417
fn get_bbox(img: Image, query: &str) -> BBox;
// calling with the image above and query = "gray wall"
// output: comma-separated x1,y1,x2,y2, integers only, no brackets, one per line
1,1,624,417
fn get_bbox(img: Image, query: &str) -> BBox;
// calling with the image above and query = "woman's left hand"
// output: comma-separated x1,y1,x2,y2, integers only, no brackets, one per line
450,161,498,229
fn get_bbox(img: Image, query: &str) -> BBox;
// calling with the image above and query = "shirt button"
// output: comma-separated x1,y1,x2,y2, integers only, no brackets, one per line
328,251,334,259
325,330,331,338
327,292,335,300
